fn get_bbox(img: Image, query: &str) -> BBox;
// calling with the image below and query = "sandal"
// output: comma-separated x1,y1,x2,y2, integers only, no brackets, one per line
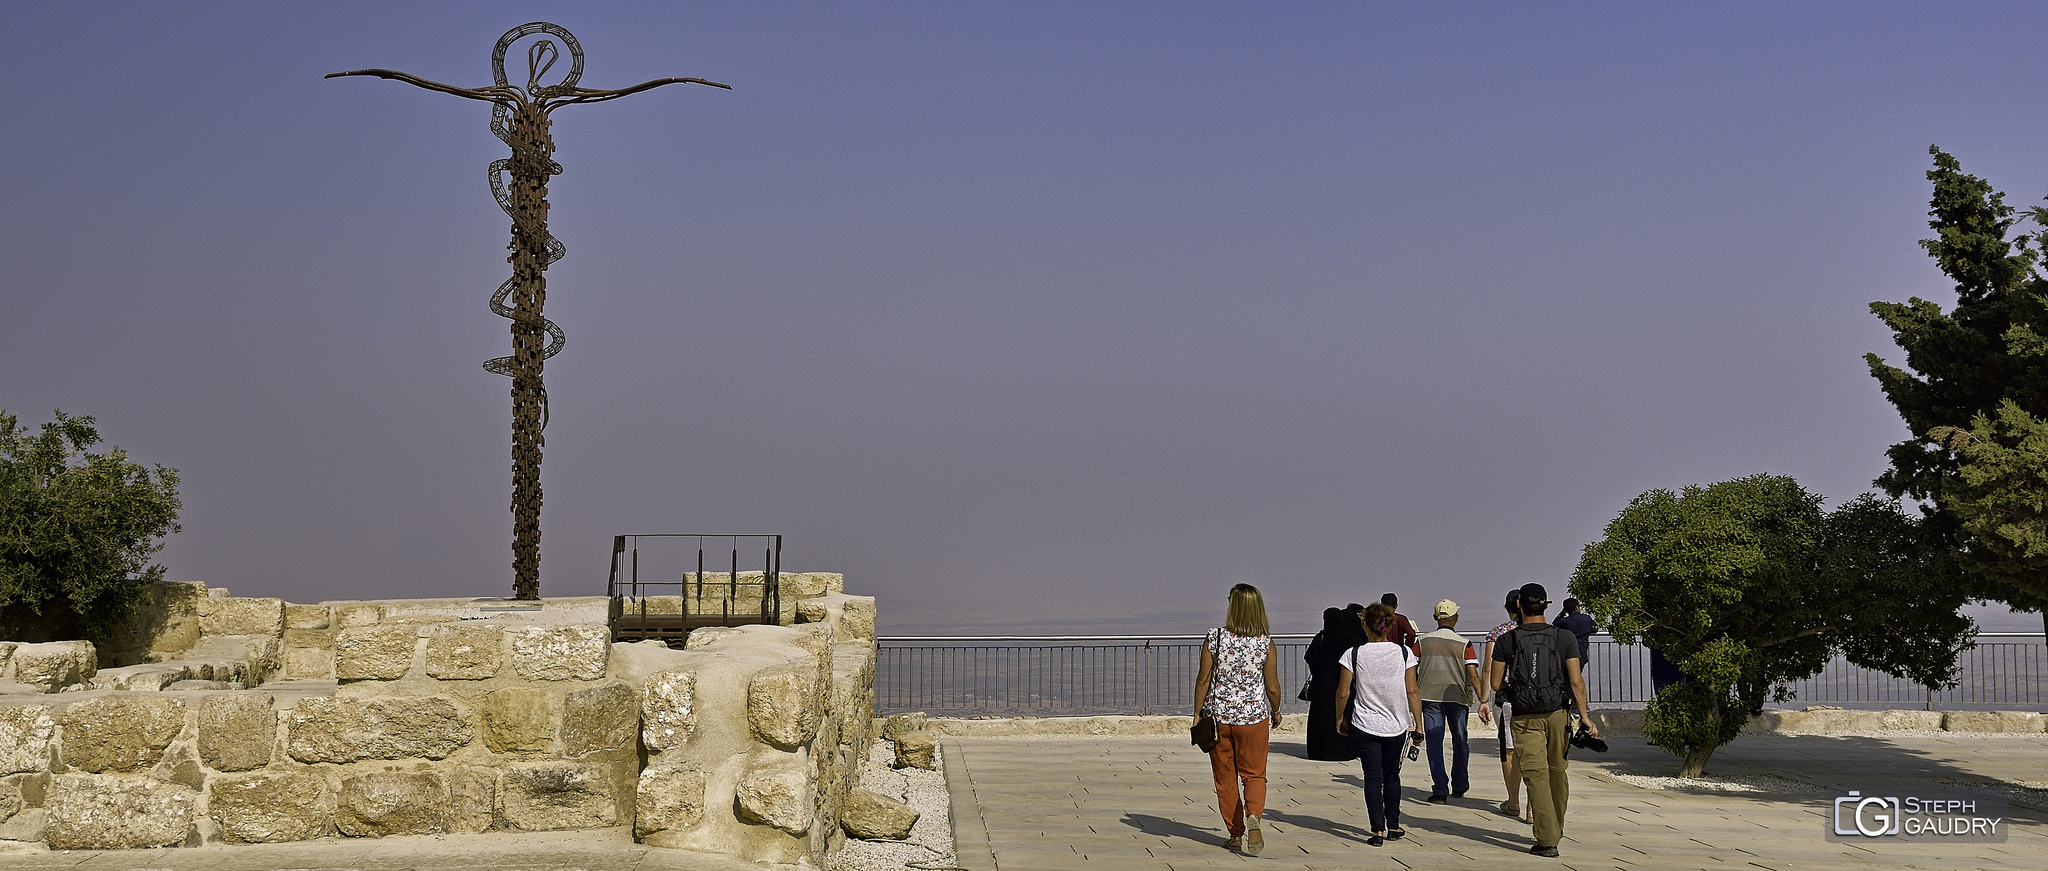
1497,801,1521,819
1386,826,1406,840
1366,833,1385,847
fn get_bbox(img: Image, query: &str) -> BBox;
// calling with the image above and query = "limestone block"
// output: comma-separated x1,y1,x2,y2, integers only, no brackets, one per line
684,627,743,650
0,642,15,677
286,696,472,762
634,763,705,838
560,680,637,757
283,628,334,649
1878,710,1945,731
893,730,937,770
198,693,275,771
284,647,334,679
167,679,229,691
60,695,185,773
880,712,927,742
334,603,383,628
841,788,919,840
337,771,448,837
838,596,876,641
781,572,843,598
480,687,555,753
796,600,829,624
0,808,44,841
508,626,610,681
208,770,332,843
1945,710,2047,732
450,767,496,834
498,762,617,831
736,763,812,836
1784,709,1886,734
0,777,21,823
0,705,55,775
284,603,331,630
12,641,97,692
641,670,698,752
200,597,284,637
749,663,820,751
334,624,419,681
426,624,504,679
44,773,194,849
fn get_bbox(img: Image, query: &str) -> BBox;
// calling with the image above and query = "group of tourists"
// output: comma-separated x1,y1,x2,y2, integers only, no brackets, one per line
1194,583,1600,859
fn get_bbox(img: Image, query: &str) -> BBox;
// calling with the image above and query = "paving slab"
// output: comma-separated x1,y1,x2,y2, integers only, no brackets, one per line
944,730,2048,871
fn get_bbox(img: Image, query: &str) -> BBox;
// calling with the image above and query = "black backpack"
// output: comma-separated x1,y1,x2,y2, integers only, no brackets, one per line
1500,624,1571,714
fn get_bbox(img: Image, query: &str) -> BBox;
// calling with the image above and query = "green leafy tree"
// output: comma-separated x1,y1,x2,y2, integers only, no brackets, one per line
1570,475,1971,776
1929,402,2048,607
1866,146,2048,633
0,410,182,641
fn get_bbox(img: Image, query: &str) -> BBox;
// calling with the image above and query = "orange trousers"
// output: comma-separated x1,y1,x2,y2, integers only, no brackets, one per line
1208,720,1270,836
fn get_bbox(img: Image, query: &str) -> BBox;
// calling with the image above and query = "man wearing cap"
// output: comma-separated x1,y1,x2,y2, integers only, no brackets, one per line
1416,599,1484,804
1489,583,1598,858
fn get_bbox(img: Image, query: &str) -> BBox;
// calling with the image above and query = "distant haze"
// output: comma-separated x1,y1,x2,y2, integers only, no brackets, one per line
3,3,2042,636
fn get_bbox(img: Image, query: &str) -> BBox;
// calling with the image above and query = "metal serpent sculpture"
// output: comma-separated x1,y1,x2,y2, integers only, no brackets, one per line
329,23,729,600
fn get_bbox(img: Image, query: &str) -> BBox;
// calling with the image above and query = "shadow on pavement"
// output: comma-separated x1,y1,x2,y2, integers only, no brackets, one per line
1119,812,1223,846
1261,808,1374,843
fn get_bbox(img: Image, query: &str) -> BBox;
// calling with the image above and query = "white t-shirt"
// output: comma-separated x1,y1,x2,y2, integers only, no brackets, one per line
1343,642,1417,737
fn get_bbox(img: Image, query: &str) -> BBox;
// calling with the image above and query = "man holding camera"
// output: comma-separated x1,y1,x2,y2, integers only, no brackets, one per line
1489,583,1598,858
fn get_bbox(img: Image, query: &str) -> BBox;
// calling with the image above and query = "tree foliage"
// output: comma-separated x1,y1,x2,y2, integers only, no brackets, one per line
0,410,182,640
1866,146,2048,629
1570,474,1971,776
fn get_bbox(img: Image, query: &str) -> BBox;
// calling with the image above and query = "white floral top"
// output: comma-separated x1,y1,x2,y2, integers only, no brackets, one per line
1204,628,1272,726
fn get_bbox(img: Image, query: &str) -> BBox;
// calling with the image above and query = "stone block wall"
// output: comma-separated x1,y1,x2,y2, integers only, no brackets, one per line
0,577,880,867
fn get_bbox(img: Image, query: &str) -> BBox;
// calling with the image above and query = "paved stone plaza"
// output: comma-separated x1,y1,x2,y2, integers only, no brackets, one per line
0,728,2041,870
947,731,2048,871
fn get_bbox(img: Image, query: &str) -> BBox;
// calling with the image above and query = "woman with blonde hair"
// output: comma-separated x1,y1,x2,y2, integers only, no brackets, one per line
1194,583,1281,855
1334,601,1424,846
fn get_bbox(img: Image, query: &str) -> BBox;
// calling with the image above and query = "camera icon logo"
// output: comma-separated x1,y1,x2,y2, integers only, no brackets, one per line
1833,791,1901,837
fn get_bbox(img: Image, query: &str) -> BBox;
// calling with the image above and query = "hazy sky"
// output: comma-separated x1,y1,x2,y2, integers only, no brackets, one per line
5,2,2044,634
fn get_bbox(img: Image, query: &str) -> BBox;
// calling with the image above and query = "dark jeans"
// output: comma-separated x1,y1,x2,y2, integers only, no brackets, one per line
1351,730,1406,833
1421,700,1470,797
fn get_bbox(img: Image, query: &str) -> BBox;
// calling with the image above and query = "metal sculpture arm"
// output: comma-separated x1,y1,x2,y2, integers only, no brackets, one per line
323,69,518,103
557,77,733,105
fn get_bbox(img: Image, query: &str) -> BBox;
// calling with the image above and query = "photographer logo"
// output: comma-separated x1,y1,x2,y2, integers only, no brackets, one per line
1825,790,2007,842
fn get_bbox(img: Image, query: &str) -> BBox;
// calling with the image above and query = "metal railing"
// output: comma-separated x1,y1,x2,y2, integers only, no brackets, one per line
874,632,2047,717
607,534,782,642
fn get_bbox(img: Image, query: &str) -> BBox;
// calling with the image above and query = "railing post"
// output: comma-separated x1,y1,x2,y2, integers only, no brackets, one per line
1142,640,1153,716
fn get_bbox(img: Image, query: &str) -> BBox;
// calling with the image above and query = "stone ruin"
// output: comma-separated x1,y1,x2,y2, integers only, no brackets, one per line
0,575,880,865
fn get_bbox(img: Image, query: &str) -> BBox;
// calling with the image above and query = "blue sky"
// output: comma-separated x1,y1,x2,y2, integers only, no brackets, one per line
4,2,2044,633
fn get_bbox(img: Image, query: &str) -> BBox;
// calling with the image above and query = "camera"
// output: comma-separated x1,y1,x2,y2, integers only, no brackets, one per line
1568,723,1608,753
1407,730,1423,761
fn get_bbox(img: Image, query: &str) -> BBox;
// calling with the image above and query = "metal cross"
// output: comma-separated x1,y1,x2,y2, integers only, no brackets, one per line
330,23,729,600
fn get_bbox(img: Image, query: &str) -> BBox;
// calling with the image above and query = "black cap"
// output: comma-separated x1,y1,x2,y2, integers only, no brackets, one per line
1518,583,1550,608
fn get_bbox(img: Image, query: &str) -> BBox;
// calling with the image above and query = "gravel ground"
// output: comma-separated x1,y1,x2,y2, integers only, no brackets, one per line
1608,772,1826,794
827,739,958,871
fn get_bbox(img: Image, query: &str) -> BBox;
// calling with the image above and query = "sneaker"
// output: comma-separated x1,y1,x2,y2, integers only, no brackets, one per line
1386,827,1406,840
1530,844,1559,857
1451,788,1469,798
1426,794,1448,805
1366,834,1385,847
1225,835,1242,852
1245,816,1264,856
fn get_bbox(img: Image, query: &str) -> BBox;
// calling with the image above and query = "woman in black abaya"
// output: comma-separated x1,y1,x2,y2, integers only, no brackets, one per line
1303,606,1365,761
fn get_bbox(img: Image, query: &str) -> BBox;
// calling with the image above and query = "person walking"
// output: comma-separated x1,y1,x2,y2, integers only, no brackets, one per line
1332,602,1424,847
1555,598,1596,675
1489,583,1598,858
1194,583,1281,855
1303,607,1365,762
1380,592,1419,654
1416,599,1484,804
1482,590,1522,820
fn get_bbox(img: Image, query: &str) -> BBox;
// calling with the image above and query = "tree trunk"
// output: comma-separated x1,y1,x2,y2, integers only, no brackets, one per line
1679,744,1715,778
1678,700,1721,777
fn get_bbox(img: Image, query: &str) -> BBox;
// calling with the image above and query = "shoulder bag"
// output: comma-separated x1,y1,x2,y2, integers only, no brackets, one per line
1191,629,1221,752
